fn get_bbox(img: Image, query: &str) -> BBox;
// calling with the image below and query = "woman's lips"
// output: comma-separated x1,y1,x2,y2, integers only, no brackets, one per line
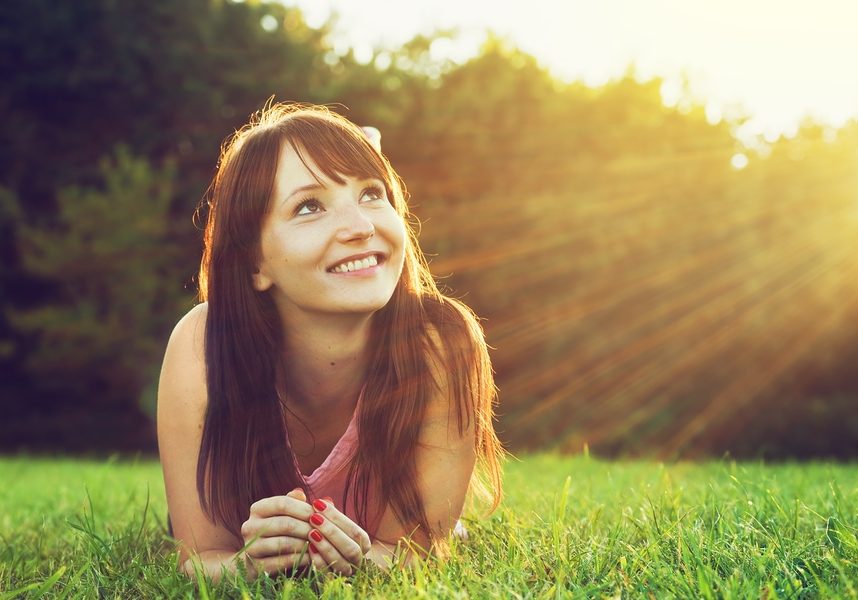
327,252,384,274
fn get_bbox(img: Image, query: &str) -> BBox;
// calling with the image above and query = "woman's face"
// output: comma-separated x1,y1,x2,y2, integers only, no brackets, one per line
253,141,406,322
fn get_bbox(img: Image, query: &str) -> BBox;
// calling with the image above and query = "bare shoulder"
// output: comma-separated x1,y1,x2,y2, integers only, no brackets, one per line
423,323,452,402
169,302,208,362
157,301,209,456
158,302,208,416
423,301,485,395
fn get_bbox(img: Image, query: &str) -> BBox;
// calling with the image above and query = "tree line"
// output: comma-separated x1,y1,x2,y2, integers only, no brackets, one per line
2,0,857,457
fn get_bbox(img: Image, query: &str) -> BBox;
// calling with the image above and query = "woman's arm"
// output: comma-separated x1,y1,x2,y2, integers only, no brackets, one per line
364,332,478,569
158,303,247,582
365,426,476,569
160,304,317,582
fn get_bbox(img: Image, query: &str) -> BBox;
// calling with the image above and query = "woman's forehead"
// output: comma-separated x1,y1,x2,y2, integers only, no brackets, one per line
276,142,328,186
278,140,385,183
274,142,382,193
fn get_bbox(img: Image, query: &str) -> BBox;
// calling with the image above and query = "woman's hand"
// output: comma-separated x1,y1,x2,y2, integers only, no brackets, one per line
239,488,314,578
306,498,372,576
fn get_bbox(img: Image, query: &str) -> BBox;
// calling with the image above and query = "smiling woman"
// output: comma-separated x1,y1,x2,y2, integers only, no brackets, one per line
156,103,503,582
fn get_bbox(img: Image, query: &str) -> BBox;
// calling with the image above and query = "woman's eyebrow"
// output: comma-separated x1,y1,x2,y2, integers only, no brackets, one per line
283,183,325,204
353,177,385,188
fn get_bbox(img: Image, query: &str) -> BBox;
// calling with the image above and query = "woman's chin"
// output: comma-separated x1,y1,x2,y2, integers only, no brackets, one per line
318,293,394,316
339,298,392,315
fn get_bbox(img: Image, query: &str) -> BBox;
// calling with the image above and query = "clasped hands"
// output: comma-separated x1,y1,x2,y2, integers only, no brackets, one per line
239,487,372,578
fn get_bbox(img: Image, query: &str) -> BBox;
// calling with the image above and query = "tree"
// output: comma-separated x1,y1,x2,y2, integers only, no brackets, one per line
3,148,188,451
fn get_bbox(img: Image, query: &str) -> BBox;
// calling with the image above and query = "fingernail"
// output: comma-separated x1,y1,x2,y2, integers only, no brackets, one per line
309,543,317,554
313,499,327,511
310,529,323,543
310,513,325,526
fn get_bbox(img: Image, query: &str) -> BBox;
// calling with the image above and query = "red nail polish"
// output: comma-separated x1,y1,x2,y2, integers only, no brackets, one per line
310,529,323,543
309,543,317,554
310,513,324,526
313,499,327,511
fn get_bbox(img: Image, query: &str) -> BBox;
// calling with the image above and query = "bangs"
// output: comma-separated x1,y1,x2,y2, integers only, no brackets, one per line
282,116,389,188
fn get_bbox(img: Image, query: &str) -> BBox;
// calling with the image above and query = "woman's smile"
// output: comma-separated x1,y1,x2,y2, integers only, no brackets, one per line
326,251,386,274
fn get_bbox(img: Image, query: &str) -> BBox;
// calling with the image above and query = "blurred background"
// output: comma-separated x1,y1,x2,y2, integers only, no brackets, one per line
1,0,857,459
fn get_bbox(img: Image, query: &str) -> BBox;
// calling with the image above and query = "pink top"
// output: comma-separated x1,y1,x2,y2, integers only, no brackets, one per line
299,388,467,541
299,392,384,536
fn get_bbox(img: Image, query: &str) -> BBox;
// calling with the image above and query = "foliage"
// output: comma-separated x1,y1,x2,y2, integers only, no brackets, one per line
0,187,23,361
1,1,857,456
0,0,333,205
0,454,856,597
3,148,188,449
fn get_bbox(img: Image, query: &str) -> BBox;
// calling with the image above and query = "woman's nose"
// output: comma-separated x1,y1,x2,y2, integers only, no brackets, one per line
335,203,375,241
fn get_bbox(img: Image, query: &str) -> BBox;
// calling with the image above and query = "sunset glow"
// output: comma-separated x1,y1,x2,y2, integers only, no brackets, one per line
283,0,858,140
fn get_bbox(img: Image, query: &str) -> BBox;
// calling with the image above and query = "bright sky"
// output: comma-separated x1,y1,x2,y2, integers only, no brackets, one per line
281,0,858,141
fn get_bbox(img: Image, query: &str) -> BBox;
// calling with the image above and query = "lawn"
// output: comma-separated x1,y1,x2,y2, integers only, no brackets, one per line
0,453,856,598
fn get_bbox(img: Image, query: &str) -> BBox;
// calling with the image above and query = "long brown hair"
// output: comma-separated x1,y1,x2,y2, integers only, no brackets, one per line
197,103,502,544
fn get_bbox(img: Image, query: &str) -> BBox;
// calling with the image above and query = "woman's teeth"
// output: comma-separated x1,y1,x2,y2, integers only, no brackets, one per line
330,254,379,273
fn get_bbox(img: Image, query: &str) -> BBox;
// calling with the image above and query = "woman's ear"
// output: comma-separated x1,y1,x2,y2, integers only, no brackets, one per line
252,267,273,292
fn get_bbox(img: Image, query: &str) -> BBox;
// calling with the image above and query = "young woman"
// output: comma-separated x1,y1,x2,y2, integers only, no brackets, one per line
157,103,503,581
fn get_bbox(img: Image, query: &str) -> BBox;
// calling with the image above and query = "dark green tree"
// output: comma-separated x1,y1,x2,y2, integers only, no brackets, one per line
3,148,188,450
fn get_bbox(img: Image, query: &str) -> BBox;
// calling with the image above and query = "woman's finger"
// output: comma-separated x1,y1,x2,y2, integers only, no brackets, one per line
307,547,338,580
248,492,313,520
246,535,308,559
242,515,312,541
248,552,312,577
307,513,364,567
310,499,372,555
308,529,354,576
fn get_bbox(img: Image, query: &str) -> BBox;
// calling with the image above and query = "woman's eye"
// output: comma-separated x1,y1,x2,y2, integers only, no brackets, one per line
295,199,323,216
361,185,386,202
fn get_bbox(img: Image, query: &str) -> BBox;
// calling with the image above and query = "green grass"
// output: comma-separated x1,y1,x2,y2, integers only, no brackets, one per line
0,453,856,599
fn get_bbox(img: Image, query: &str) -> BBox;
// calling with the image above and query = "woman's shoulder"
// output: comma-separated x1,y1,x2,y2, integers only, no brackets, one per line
176,301,209,328
169,302,208,356
159,302,209,411
424,295,487,357
422,296,491,395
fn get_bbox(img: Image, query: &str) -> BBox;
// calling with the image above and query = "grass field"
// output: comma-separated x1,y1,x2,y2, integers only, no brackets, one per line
0,453,856,598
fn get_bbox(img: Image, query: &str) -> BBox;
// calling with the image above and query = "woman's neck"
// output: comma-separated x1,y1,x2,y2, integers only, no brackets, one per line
279,312,373,417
